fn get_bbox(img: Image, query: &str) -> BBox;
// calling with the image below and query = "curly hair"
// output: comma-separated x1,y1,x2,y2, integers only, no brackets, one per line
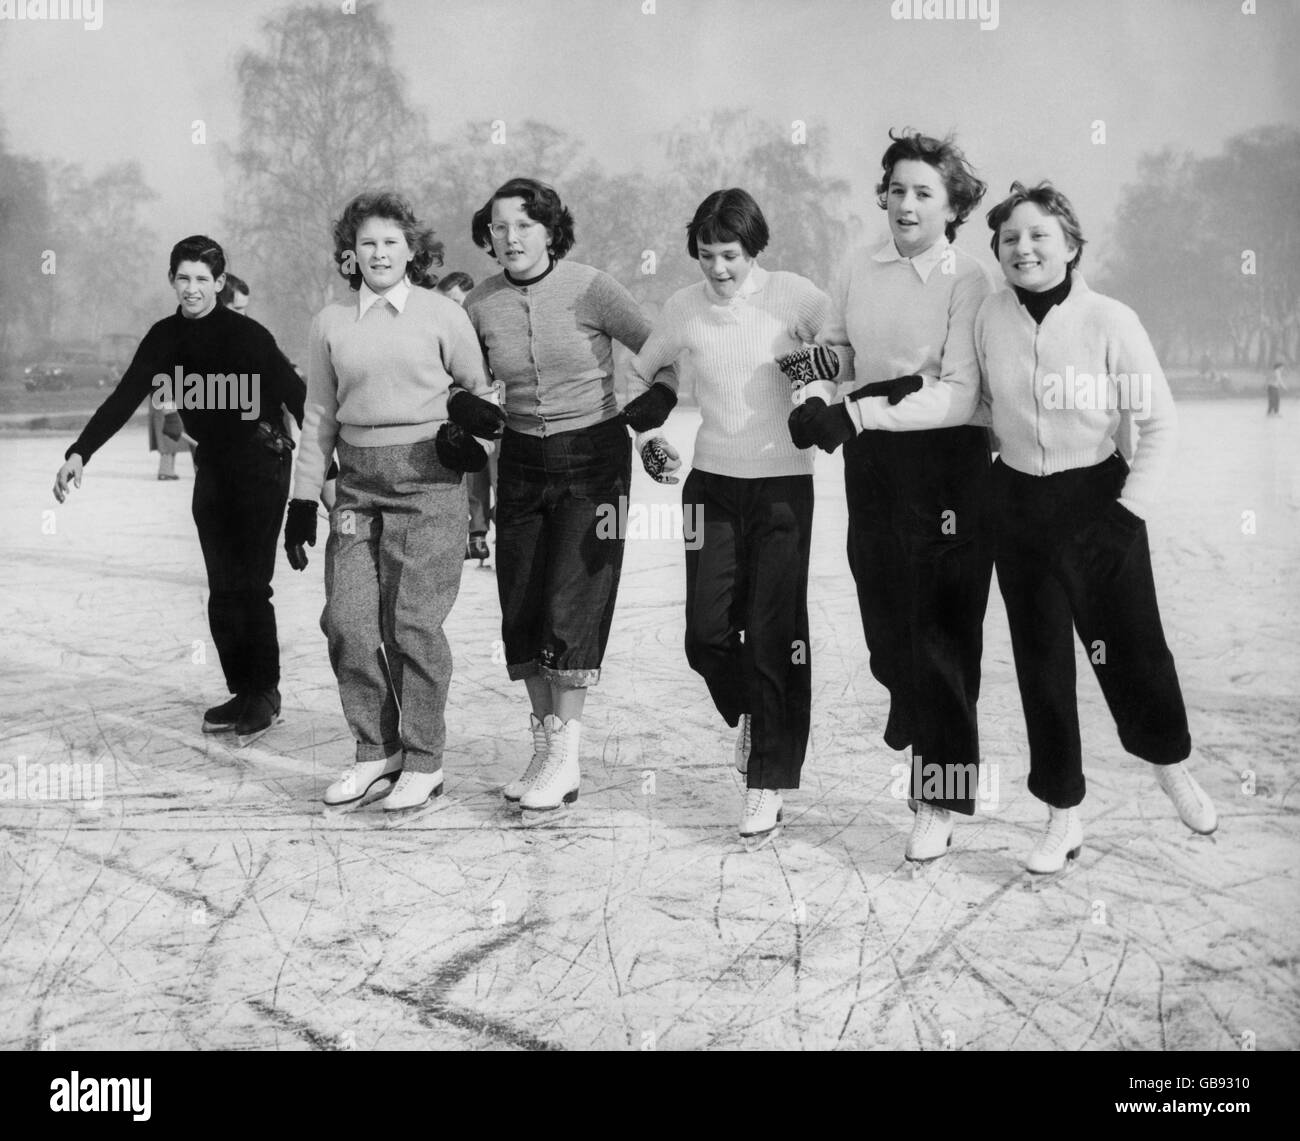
686,188,770,259
986,180,1087,272
470,177,576,261
874,128,987,241
332,190,444,291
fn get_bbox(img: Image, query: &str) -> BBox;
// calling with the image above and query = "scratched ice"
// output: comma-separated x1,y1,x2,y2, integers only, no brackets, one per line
1,400,1296,1050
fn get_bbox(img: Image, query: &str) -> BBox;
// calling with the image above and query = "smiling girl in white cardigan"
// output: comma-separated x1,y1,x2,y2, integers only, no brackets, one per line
976,181,1218,875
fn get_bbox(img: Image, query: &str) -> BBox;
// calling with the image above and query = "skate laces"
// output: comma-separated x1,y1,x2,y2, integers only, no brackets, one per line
1041,809,1075,849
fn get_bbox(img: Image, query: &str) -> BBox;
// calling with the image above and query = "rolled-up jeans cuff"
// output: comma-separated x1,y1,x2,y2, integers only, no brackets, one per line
507,660,540,681
356,740,402,763
542,665,601,689
401,749,443,775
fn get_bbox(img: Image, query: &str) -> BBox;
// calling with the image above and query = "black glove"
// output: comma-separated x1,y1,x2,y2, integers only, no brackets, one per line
776,346,840,392
435,422,488,473
162,410,184,440
284,498,318,571
621,383,678,433
852,374,924,406
447,389,506,439
788,399,855,454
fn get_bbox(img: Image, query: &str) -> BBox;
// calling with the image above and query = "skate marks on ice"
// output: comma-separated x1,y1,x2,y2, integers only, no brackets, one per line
0,405,1297,1049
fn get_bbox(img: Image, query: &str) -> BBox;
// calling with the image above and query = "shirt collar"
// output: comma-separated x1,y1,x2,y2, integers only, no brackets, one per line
358,277,411,319
872,237,950,284
705,263,768,308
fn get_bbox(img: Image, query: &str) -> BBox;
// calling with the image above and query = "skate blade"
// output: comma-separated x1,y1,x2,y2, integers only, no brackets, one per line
740,825,781,853
235,714,284,749
201,721,239,735
321,775,399,817
1023,847,1082,889
518,789,579,827
381,784,446,824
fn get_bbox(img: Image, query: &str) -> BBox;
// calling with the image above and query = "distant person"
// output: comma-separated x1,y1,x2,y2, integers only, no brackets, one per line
219,273,251,314
1198,351,1212,382
977,181,1217,877
148,387,196,481
1266,361,1286,417
53,235,306,744
437,271,495,563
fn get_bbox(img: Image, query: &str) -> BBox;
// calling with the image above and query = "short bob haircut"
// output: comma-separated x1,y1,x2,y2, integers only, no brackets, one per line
470,177,576,261
169,235,226,281
332,190,444,291
686,188,769,259
986,181,1087,273
875,128,987,242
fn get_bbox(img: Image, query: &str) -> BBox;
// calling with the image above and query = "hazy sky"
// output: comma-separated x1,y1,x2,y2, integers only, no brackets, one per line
2,0,1297,283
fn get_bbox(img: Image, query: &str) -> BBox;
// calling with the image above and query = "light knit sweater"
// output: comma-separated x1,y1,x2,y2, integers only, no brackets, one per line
293,284,492,500
816,238,993,431
465,258,670,437
629,266,829,479
974,274,1176,518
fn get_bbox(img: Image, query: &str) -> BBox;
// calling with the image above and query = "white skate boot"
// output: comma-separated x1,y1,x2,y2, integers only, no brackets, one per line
739,788,783,851
382,769,445,819
503,714,550,807
519,716,580,822
906,802,953,865
734,714,751,775
1025,806,1083,878
322,753,402,814
1155,762,1217,835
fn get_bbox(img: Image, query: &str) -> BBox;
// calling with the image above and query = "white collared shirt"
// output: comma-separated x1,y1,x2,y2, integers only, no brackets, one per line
357,277,411,319
871,236,951,284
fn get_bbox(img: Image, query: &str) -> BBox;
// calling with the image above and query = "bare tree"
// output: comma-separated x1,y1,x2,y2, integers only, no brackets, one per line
224,3,435,357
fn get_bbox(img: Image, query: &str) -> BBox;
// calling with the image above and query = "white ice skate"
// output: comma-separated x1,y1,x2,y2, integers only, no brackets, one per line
739,788,783,851
503,714,551,807
1025,806,1083,883
734,714,751,775
1155,762,1217,835
381,769,445,820
322,753,402,815
519,716,580,825
905,802,953,866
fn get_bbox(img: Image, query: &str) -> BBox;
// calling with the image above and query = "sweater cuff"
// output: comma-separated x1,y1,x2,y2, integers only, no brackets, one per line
845,396,882,433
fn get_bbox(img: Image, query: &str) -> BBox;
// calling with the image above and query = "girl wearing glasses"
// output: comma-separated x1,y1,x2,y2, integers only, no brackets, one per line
464,177,676,820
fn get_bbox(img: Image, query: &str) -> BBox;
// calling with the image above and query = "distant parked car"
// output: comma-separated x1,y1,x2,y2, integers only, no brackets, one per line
23,350,116,392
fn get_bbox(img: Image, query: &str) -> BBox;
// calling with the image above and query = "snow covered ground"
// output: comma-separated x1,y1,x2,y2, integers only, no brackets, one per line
0,398,1296,1050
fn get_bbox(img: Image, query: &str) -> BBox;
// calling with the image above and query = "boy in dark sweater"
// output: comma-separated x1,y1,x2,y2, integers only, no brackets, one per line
53,235,306,743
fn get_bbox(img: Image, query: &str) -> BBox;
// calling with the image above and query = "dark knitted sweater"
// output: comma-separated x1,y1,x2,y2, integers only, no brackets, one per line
67,304,306,463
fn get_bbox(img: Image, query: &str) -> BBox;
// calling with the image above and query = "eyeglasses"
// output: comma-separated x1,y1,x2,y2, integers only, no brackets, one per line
487,220,541,240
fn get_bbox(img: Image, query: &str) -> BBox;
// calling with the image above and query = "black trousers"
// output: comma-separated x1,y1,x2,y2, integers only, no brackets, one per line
843,426,992,814
990,452,1191,809
683,470,813,791
191,436,292,695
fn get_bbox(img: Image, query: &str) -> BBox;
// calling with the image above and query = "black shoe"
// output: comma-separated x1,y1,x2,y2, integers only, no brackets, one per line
466,533,490,562
235,688,282,746
203,694,247,734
